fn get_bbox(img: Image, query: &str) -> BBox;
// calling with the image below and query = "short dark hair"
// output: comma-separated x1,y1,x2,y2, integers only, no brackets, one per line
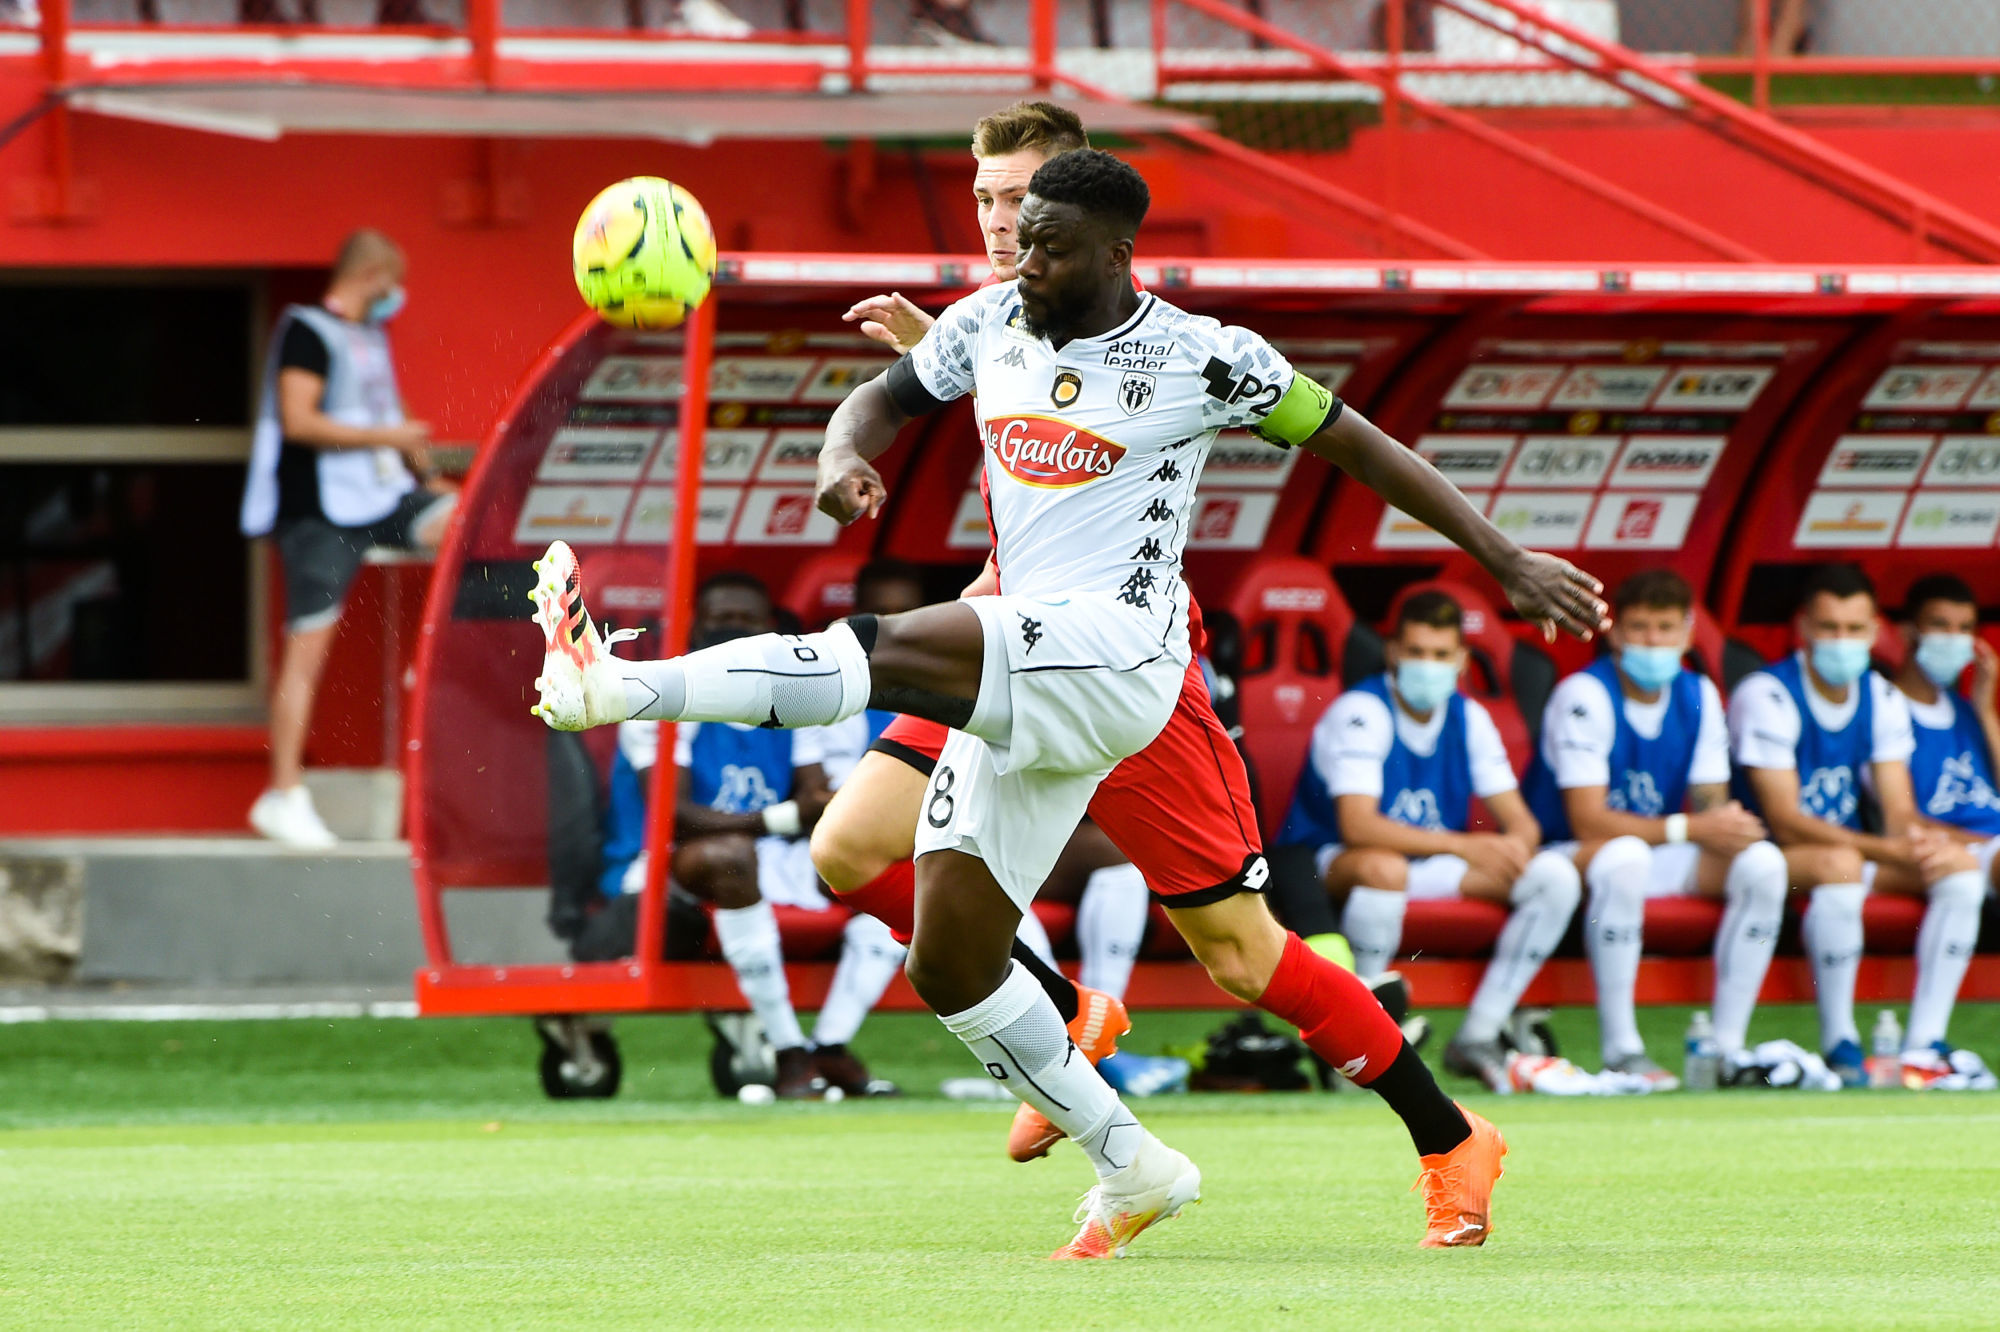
1026,149,1150,237
696,570,770,605
855,558,923,609
972,101,1089,159
1902,573,1978,621
1799,563,1876,611
1394,589,1463,638
1614,569,1693,616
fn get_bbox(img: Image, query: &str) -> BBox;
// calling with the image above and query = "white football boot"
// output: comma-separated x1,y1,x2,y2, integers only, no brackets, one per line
530,541,641,731
1050,1134,1201,1260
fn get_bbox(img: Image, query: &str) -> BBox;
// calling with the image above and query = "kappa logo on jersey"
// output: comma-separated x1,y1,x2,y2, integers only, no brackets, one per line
1118,372,1156,416
1927,752,2000,817
982,416,1127,488
1018,612,1043,655
1051,370,1083,409
997,346,1028,370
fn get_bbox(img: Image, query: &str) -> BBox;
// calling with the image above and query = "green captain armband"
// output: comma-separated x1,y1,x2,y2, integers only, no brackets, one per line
1254,373,1342,448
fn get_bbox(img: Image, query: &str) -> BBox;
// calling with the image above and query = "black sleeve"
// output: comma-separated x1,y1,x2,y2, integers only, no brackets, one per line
278,319,330,378
883,356,954,418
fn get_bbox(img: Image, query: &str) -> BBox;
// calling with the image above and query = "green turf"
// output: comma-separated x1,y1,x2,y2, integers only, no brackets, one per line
4,1004,1999,1329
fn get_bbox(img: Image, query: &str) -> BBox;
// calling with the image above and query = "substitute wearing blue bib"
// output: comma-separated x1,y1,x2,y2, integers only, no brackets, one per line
1910,693,2000,836
600,722,798,898
1278,674,1473,848
1524,656,1703,843
1731,654,1873,830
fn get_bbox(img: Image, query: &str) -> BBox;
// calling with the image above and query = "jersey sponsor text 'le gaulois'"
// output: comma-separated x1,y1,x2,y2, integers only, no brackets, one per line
889,282,1338,660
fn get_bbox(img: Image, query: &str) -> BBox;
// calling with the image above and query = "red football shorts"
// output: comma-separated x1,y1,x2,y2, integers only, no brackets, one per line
866,658,1265,905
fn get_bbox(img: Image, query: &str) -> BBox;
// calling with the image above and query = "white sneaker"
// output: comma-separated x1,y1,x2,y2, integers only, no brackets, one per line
249,786,338,848
530,540,640,732
1050,1134,1200,1259
673,0,752,37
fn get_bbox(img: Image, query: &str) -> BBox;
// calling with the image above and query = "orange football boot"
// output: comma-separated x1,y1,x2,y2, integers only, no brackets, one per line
1415,1104,1507,1248
1007,985,1131,1163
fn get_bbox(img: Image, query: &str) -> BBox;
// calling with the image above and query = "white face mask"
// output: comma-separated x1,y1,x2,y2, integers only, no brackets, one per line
1395,658,1459,713
1915,632,1976,688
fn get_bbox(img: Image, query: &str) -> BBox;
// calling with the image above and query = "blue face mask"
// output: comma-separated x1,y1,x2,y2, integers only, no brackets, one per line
1619,644,1684,692
1395,658,1460,714
365,285,406,325
1915,632,1976,688
1810,637,1872,688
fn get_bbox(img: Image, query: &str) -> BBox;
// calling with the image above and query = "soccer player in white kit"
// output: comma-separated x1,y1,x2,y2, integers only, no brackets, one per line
532,150,1608,1257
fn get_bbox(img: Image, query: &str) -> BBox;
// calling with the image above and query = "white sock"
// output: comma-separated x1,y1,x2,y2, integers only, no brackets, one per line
1077,863,1150,1000
1583,836,1650,1063
938,962,1143,1180
621,624,871,728
712,900,807,1052
1803,883,1866,1052
1462,850,1582,1044
813,912,907,1048
1906,869,1984,1051
1014,904,1058,968
1711,841,1787,1054
1339,886,1407,981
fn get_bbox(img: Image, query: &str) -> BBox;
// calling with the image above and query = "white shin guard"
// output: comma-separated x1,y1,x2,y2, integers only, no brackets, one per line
1463,851,1583,1044
813,912,907,1049
1804,883,1866,1052
1339,886,1408,982
1711,841,1787,1054
1906,869,1985,1051
939,962,1142,1180
1583,836,1650,1062
623,623,871,728
1077,863,1150,1000
712,899,808,1052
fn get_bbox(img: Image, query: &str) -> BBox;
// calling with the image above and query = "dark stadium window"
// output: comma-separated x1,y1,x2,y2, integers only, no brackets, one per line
0,283,252,427
0,463,250,684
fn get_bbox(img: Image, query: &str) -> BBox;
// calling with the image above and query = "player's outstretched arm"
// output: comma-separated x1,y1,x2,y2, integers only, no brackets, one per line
842,293,935,356
816,378,913,525
1303,405,1609,641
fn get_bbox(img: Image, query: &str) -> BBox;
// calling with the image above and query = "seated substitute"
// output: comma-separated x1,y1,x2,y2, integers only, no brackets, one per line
595,572,907,1100
1882,573,1997,1084
1729,564,1984,1086
1523,569,1786,1086
1277,589,1583,1092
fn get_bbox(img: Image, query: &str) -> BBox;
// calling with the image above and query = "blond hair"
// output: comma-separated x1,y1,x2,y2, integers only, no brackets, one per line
971,101,1089,160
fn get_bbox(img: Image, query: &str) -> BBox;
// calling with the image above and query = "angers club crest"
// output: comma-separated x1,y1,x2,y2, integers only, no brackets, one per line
1050,370,1083,410
1117,372,1156,417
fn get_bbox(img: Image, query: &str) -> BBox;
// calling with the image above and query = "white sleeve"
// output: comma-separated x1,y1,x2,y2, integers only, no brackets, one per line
902,289,991,403
790,724,829,770
1542,673,1616,790
1463,698,1520,797
1871,675,1916,765
619,719,665,771
1194,320,1299,434
1688,676,1733,786
1317,692,1393,800
1729,672,1799,771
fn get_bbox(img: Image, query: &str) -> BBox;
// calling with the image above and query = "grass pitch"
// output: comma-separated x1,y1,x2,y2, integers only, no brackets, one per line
3,1004,1998,1330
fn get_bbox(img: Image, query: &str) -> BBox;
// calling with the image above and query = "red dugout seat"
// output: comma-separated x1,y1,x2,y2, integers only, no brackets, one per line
1224,558,1360,842
780,552,867,632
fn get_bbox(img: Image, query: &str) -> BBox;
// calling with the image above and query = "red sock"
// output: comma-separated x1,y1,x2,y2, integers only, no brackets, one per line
830,860,917,944
1255,931,1404,1086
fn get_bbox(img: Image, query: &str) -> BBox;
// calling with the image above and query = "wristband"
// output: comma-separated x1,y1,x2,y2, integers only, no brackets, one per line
761,800,802,838
1664,814,1689,845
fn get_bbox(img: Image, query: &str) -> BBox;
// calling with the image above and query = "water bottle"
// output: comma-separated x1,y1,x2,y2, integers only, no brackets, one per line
1683,1010,1719,1091
1870,1009,1903,1089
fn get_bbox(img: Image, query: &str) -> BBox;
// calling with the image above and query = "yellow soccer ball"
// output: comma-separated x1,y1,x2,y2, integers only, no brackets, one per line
572,176,718,328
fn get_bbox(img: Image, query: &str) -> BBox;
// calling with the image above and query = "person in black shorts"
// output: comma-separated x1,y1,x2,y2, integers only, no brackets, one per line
239,229,453,846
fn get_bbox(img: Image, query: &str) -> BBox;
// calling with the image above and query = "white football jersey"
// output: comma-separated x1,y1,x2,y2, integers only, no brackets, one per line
906,281,1301,660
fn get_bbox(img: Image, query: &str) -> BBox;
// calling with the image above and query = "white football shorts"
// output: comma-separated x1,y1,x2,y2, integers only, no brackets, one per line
1313,843,1470,901
911,591,1183,907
